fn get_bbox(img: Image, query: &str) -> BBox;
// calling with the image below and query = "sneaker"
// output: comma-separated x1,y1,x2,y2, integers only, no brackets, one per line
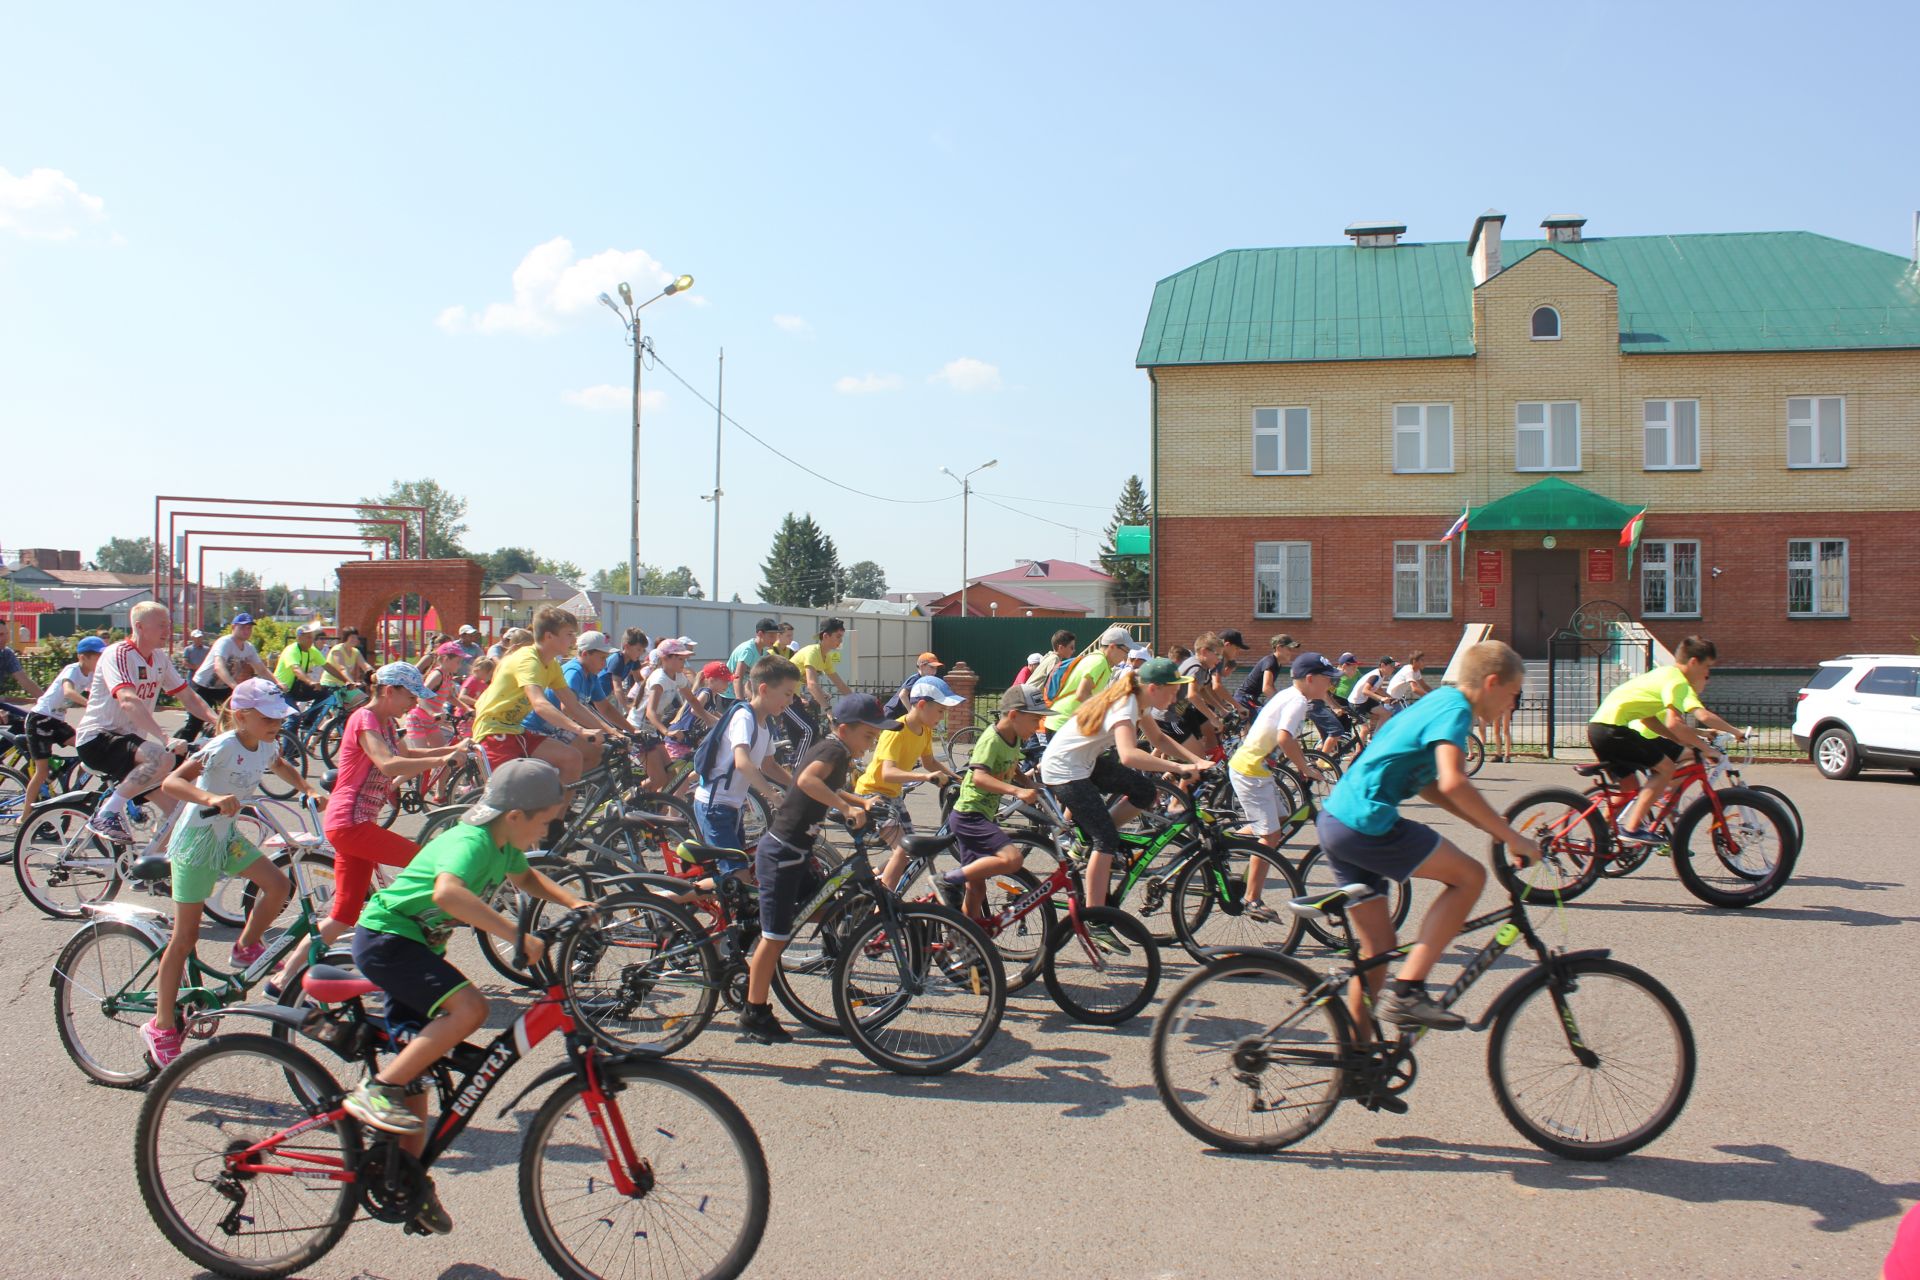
342,1078,424,1135
1617,824,1666,847
141,1019,185,1068
86,809,135,845
412,1176,453,1235
1244,899,1280,924
936,869,966,911
230,942,266,970
1085,923,1131,957
1374,984,1465,1031
737,1003,792,1045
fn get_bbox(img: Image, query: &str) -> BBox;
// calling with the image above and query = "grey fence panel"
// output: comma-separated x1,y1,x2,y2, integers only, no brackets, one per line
598,595,929,688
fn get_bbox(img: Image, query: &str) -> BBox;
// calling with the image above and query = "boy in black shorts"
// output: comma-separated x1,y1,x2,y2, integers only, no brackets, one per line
738,693,888,1045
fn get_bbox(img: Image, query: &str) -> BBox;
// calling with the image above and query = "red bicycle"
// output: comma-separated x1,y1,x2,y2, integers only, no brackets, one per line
1492,744,1799,908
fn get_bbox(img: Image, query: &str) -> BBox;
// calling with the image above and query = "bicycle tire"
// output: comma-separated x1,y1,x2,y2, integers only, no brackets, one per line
1491,787,1610,905
1291,843,1413,949
1465,732,1486,777
204,811,298,928
970,862,1054,992
475,854,583,988
519,1056,768,1280
315,712,347,769
259,734,306,800
559,890,721,1056
1486,955,1695,1161
0,762,29,852
13,798,121,920
1041,906,1160,1025
833,901,1005,1074
135,1033,359,1279
1298,752,1342,806
1746,782,1804,848
1150,950,1351,1153
1168,839,1307,962
1671,787,1798,907
52,918,162,1087
771,887,877,1035
942,723,983,772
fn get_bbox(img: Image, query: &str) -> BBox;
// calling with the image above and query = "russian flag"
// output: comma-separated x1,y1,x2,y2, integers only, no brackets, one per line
1439,505,1469,543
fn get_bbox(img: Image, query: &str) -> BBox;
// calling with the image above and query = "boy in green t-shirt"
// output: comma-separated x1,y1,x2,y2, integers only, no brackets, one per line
1587,635,1746,842
939,686,1052,919
344,758,592,1233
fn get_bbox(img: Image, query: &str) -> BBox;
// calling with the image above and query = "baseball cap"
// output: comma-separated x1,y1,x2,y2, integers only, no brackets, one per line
76,636,107,655
909,676,965,706
1098,625,1134,648
296,621,320,635
700,659,731,681
462,758,569,826
756,617,780,633
1379,655,1396,666
1272,634,1299,649
1000,685,1052,716
917,651,942,667
458,624,480,636
1127,644,1153,661
189,629,206,638
1337,652,1359,666
435,640,469,657
1026,652,1044,666
230,677,295,719
231,613,254,627
1290,652,1342,680
657,637,696,657
374,661,435,700
1219,629,1249,649
1135,657,1192,686
576,630,613,654
830,692,902,731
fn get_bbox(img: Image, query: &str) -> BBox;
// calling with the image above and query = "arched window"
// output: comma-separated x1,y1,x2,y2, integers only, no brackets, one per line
1531,305,1561,340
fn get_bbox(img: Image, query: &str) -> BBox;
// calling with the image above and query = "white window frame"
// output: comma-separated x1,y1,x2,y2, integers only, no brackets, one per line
1530,306,1561,340
1252,406,1311,476
1787,396,1846,469
1640,539,1701,618
1643,399,1701,471
1787,538,1849,617
1253,541,1312,618
1393,541,1452,618
1515,401,1581,472
1392,403,1454,474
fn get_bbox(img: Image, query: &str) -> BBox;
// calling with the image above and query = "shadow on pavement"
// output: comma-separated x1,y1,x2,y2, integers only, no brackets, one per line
1562,899,1920,928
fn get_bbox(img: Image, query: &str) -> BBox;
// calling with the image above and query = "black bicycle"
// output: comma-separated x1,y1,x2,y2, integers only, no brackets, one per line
1150,877,1696,1161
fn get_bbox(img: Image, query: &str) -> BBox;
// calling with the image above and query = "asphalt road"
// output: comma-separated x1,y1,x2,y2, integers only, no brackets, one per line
2,749,1915,1279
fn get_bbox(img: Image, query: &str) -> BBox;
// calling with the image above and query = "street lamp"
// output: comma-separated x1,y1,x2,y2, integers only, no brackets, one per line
600,273,695,595
939,458,997,617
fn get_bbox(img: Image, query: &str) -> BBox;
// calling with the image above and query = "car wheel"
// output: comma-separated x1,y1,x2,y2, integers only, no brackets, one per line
1812,726,1860,780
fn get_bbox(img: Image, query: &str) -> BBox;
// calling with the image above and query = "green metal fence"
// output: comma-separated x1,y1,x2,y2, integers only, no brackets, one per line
929,616,1149,688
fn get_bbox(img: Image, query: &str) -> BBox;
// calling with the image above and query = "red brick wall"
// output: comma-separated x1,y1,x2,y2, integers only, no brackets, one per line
1158,510,1920,668
337,559,487,657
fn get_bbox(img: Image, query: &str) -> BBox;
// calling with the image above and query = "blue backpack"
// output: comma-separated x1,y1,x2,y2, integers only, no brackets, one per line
692,700,761,797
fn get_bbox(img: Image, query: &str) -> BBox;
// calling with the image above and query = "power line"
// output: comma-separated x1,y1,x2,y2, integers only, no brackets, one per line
975,490,1113,512
972,493,1103,539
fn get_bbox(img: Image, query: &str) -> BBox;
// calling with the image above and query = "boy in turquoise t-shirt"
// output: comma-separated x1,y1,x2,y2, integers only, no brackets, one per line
1316,641,1540,1036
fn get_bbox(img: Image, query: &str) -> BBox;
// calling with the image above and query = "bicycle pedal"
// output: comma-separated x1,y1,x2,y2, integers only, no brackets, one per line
1360,1093,1410,1115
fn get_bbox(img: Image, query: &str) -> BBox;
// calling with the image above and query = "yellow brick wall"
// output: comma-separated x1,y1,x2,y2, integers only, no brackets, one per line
1155,249,1920,517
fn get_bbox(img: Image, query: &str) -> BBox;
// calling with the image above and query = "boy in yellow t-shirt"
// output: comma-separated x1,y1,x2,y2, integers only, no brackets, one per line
857,675,961,889
1587,635,1746,843
470,606,603,783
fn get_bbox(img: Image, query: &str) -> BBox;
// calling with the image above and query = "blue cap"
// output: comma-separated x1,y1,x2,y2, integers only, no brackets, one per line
909,676,965,707
1291,652,1342,680
76,636,106,654
830,692,903,731
374,661,435,699
231,613,254,626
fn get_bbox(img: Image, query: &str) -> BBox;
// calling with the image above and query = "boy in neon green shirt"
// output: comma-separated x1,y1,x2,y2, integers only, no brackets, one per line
1588,636,1747,842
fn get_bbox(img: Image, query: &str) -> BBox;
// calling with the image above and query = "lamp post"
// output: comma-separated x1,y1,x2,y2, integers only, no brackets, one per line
939,458,997,617
600,273,694,596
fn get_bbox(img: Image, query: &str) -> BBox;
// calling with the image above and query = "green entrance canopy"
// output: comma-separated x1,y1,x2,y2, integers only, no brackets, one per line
1114,525,1151,556
1468,477,1637,532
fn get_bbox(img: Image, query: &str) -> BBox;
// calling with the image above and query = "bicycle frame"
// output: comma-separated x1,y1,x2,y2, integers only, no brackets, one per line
1576,752,1730,839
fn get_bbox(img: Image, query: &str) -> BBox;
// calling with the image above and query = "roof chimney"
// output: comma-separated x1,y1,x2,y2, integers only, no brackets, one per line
1467,209,1506,285
1345,219,1407,248
1542,214,1586,244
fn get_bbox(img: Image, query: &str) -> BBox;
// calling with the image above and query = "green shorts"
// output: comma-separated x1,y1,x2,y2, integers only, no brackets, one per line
166,821,264,904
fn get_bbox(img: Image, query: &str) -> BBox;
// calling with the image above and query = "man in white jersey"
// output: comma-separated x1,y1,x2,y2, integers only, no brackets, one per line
76,603,220,844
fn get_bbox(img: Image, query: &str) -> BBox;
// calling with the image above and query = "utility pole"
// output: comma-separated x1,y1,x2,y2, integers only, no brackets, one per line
712,348,724,599
601,274,694,597
940,459,998,617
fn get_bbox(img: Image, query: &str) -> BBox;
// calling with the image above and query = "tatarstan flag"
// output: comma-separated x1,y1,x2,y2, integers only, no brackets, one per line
1620,508,1647,576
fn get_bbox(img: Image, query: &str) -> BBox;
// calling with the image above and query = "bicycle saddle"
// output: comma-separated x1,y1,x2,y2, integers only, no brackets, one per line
321,769,340,791
128,853,172,884
303,964,381,1002
621,806,689,832
1575,761,1638,779
905,831,958,858
676,840,745,869
1286,884,1379,920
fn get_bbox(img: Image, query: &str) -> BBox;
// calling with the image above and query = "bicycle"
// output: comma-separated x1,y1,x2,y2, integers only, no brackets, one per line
133,908,768,1280
1494,736,1799,908
1151,875,1696,1160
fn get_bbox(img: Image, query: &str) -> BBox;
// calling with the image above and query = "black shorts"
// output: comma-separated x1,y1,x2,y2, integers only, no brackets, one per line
76,732,147,784
1177,705,1209,738
351,926,473,1033
753,832,824,941
1587,723,1684,772
21,712,74,761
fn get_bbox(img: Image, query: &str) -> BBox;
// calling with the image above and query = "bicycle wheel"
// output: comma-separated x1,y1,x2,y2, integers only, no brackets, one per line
1151,950,1350,1153
259,734,306,799
971,863,1054,992
1465,732,1486,777
0,762,28,853
52,918,162,1087
1298,752,1342,807
1487,955,1696,1161
1747,783,1804,849
771,888,876,1034
942,723,982,771
135,1033,358,1278
1169,840,1306,962
1292,843,1412,950
316,713,347,769
560,891,720,1056
1491,787,1610,905
203,810,296,928
1041,906,1160,1025
520,1056,768,1280
1671,787,1798,908
475,854,580,988
833,902,1006,1074
13,799,120,919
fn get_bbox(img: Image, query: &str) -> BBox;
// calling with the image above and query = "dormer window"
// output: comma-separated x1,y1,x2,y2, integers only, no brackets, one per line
1530,306,1561,340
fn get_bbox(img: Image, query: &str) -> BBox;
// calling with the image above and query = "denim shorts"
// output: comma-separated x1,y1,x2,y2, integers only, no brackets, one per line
1314,809,1442,895
693,797,752,877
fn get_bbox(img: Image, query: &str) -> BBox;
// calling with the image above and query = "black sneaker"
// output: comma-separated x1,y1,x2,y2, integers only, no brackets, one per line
935,870,966,911
412,1175,453,1235
1374,984,1465,1031
738,1003,792,1045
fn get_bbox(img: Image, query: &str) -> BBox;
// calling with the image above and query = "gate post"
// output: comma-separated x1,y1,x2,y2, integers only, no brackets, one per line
1545,636,1558,760
944,662,980,733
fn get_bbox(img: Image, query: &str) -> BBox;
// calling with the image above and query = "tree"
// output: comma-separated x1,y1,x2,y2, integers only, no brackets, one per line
0,580,42,603
591,563,702,598
360,479,469,559
95,536,155,576
474,547,539,584
1099,474,1152,615
220,567,266,616
840,559,888,599
759,514,841,608
536,556,584,585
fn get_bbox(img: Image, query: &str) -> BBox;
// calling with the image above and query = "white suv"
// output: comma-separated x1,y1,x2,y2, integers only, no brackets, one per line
1793,654,1920,780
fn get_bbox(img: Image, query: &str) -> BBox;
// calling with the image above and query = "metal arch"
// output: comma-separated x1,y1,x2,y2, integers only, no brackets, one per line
1561,599,1635,650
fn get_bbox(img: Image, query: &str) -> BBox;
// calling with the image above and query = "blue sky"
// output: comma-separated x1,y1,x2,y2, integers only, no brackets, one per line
5,2,1917,601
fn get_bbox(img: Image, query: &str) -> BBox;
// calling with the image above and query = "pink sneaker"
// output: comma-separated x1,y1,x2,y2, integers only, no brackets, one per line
231,942,266,970
142,1019,185,1068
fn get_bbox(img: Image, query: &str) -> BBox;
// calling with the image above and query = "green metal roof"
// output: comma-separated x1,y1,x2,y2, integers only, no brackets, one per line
1137,231,1920,366
1469,477,1637,532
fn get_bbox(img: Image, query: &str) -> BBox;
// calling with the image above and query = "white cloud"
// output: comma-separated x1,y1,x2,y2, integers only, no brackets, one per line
835,372,903,394
563,385,667,412
438,237,679,335
0,167,108,240
772,313,810,333
930,357,1002,392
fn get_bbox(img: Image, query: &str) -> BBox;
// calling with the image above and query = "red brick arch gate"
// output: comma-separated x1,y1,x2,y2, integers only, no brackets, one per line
337,559,487,660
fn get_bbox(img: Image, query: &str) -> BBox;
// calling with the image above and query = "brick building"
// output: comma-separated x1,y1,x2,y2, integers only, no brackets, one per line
1138,213,1920,669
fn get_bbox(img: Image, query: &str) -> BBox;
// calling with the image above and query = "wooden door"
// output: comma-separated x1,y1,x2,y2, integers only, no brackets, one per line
1510,550,1581,658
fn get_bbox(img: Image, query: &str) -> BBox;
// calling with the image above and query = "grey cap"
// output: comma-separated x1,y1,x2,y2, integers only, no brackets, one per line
462,758,570,827
576,630,613,654
999,685,1052,716
1098,625,1134,648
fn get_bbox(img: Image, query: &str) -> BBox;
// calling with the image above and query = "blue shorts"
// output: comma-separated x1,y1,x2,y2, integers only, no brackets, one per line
350,927,472,1035
752,833,823,942
948,811,1014,866
1314,809,1442,895
693,797,751,876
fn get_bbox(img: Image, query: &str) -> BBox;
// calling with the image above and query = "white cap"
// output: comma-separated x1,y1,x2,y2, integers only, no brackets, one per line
1026,652,1044,665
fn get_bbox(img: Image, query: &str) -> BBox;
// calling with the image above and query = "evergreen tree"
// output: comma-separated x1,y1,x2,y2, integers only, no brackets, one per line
759,513,842,607
1099,474,1152,614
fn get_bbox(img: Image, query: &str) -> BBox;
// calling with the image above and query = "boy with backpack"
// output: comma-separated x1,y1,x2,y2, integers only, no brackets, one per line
692,655,801,878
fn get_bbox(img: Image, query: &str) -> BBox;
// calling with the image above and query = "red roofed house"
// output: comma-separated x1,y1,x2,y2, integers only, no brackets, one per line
924,579,1089,618
963,559,1116,615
